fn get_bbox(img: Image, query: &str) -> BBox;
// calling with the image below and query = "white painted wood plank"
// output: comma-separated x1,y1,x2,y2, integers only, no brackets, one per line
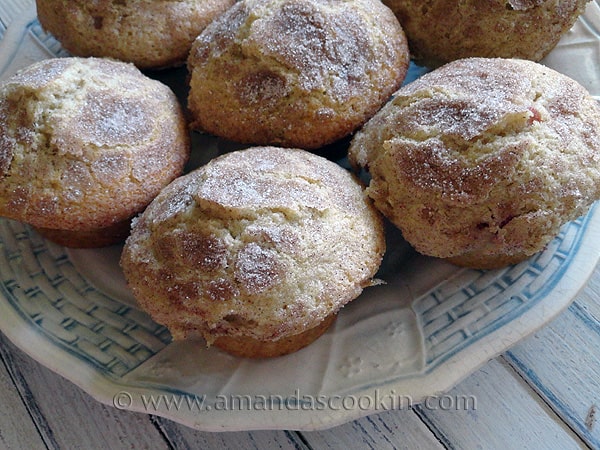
0,0,33,25
505,299,600,448
301,410,444,450
413,358,586,450
154,417,308,449
0,335,46,449
569,272,600,322
1,335,170,450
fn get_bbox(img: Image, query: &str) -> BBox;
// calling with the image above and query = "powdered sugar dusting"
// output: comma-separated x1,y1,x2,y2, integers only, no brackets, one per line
0,100,15,178
187,0,409,148
200,171,327,211
248,0,372,98
236,71,290,106
507,0,547,11
75,92,150,146
7,58,70,88
121,146,385,343
351,57,600,263
234,242,283,295
0,57,189,230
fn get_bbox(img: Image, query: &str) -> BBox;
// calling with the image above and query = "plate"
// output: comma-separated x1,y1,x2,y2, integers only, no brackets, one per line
1,2,600,432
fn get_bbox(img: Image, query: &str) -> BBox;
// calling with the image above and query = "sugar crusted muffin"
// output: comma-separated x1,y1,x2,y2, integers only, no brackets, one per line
120,147,385,358
349,57,600,269
382,0,590,67
0,57,190,248
187,0,410,150
36,0,236,69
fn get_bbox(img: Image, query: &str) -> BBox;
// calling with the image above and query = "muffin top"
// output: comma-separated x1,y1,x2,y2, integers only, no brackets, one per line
383,0,590,67
36,0,236,69
187,0,409,149
121,147,385,342
349,58,600,267
0,57,190,232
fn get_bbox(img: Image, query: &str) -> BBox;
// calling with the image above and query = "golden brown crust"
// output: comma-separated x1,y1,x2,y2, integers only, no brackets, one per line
349,58,600,269
121,147,385,350
446,251,534,270
383,0,590,67
187,0,410,149
34,218,132,248
0,57,190,246
213,313,336,358
36,0,236,69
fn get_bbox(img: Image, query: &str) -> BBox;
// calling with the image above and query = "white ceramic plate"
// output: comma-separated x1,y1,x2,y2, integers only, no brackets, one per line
1,2,600,432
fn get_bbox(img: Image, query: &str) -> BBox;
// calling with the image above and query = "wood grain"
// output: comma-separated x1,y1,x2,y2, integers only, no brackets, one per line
0,334,170,450
0,0,33,26
0,341,46,449
412,358,587,450
506,298,600,448
152,416,308,449
301,410,445,449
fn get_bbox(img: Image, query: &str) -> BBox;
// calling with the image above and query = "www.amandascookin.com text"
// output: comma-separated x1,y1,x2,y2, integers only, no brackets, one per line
112,389,477,413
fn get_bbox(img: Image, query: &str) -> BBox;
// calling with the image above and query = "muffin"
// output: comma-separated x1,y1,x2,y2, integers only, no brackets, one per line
349,57,600,269
120,147,385,358
187,0,410,150
0,57,190,248
35,0,236,69
382,0,590,67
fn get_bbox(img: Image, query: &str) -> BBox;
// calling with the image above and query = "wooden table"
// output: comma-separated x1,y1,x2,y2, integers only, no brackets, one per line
1,1,600,448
